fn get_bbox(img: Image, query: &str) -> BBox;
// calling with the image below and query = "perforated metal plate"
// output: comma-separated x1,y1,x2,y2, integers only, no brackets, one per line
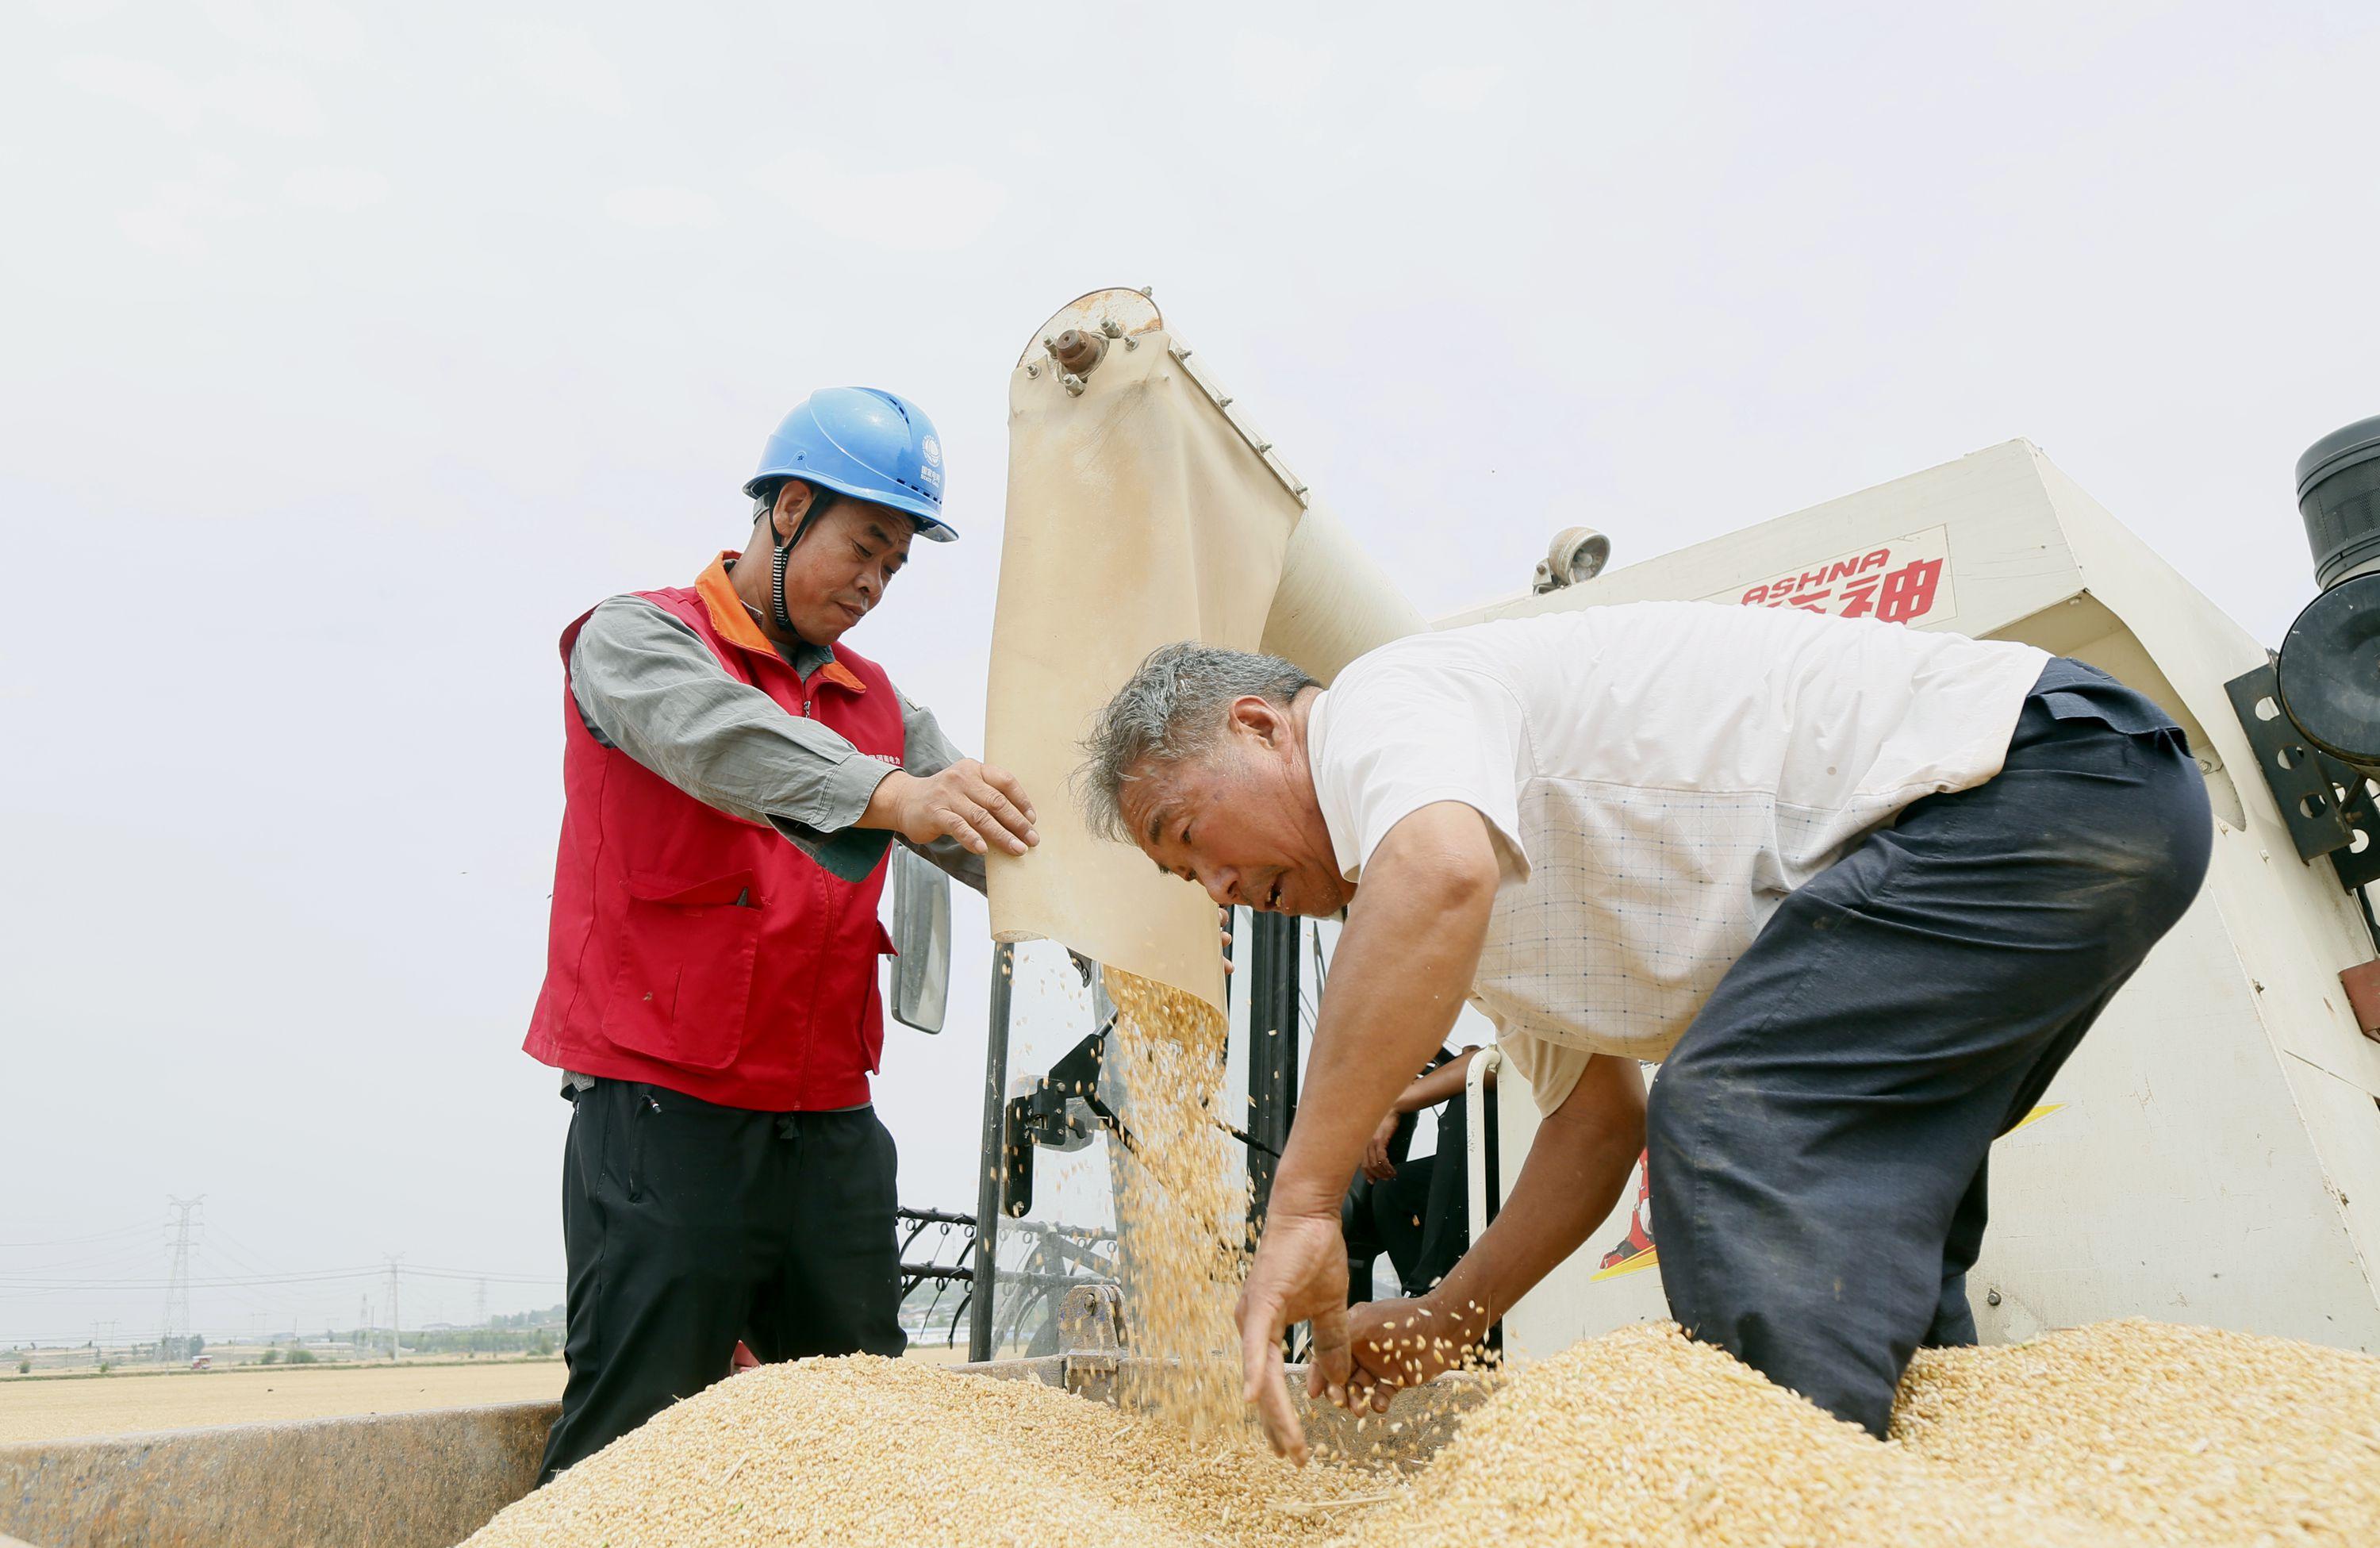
2226,659,2380,888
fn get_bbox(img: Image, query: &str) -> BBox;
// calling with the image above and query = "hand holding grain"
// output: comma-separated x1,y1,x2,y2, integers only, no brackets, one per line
1337,1293,1488,1415
1235,1211,1349,1464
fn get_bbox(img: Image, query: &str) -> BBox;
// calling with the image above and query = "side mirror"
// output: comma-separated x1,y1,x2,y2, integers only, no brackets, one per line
887,846,951,1034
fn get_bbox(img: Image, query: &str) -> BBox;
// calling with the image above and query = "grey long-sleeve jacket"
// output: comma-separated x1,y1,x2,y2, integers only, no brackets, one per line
566,595,988,894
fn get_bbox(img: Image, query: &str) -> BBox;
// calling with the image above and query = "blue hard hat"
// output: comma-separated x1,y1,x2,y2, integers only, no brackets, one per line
743,387,954,542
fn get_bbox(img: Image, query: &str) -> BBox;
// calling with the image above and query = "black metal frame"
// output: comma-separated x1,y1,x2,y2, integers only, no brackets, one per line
2225,660,2380,889
967,942,1015,1361
960,916,1319,1359
1244,912,1303,1231
893,1207,975,1348
1001,1026,1110,1220
896,1204,1127,1352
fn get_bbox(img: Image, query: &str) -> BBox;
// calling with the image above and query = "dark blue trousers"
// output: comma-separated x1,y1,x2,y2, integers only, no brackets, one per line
1645,659,2211,1436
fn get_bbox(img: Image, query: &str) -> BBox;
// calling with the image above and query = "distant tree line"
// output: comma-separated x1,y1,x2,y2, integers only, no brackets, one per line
353,1324,558,1356
328,1304,564,1358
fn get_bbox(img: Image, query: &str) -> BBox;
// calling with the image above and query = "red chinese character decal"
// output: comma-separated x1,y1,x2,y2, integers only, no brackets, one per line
1873,557,1942,624
1736,548,1921,620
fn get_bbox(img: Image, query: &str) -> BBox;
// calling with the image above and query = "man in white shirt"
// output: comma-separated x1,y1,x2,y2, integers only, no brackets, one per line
1076,602,2210,1458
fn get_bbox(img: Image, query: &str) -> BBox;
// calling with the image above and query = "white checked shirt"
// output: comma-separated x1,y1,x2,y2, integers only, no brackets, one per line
1303,602,2050,1113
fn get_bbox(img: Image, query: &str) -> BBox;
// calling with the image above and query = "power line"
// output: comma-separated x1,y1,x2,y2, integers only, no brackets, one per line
0,1223,159,1250
397,1266,560,1283
0,1265,559,1291
196,1227,303,1331
200,1223,293,1279
0,1239,169,1276
0,1266,390,1292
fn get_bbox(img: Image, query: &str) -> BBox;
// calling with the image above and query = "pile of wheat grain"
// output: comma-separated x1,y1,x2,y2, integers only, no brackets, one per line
471,1319,2380,1547
1892,1318,2380,1546
1351,1319,2380,1548
463,1354,1392,1548
470,969,2380,1546
1344,1321,2116,1548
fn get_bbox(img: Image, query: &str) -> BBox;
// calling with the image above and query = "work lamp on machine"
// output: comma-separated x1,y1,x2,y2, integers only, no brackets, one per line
2231,418,2380,893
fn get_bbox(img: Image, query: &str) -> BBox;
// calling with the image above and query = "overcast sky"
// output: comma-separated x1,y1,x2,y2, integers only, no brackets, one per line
4,1,2375,1347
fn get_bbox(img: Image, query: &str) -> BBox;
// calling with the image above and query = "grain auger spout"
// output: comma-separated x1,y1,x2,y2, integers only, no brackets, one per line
965,287,1426,1367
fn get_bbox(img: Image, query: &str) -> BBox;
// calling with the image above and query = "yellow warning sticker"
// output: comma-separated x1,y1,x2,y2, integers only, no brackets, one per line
2002,1103,2065,1136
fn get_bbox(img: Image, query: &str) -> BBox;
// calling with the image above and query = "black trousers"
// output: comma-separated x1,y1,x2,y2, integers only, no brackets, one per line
1345,1158,1439,1301
537,1079,905,1481
1646,659,2212,1437
1342,1089,1496,1301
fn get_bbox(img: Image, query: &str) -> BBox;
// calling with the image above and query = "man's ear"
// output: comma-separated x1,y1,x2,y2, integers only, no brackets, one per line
772,480,814,543
1230,694,1285,746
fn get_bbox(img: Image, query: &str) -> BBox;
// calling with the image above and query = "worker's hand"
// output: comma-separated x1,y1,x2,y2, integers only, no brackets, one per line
1236,1210,1349,1465
1219,905,1234,975
1360,1110,1400,1182
1338,1293,1491,1415
866,761,1038,857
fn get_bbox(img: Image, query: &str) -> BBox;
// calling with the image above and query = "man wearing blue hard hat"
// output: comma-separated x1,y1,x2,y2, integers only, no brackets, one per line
524,387,1037,1478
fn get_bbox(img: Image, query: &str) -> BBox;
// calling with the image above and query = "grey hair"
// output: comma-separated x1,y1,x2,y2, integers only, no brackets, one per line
1074,642,1319,843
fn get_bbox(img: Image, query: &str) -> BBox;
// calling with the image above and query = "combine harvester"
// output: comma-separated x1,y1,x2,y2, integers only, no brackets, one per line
974,287,2380,1374
5,290,2373,1547
1464,413,2380,1364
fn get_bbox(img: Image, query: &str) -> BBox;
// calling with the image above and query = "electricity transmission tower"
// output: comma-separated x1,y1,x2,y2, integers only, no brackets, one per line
474,1277,488,1328
159,1197,204,1364
384,1256,402,1362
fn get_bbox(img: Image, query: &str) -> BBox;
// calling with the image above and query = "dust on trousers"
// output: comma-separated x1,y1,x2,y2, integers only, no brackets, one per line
1647,657,2212,1438
538,1079,905,1481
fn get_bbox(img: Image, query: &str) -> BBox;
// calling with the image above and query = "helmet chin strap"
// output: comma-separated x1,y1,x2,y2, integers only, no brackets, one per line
769,488,835,636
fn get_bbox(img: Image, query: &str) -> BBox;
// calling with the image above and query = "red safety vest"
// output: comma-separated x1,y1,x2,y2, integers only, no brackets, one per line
524,555,906,1110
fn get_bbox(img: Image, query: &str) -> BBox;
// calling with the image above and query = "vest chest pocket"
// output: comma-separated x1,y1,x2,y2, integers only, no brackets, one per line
601,870,763,1071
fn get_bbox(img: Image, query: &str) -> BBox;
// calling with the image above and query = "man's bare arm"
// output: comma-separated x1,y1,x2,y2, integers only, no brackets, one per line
1362,1049,1494,1180
1236,801,1501,1458
1392,1047,1491,1115
1433,1053,1645,1327
1342,1054,1645,1405
1265,804,1503,1221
